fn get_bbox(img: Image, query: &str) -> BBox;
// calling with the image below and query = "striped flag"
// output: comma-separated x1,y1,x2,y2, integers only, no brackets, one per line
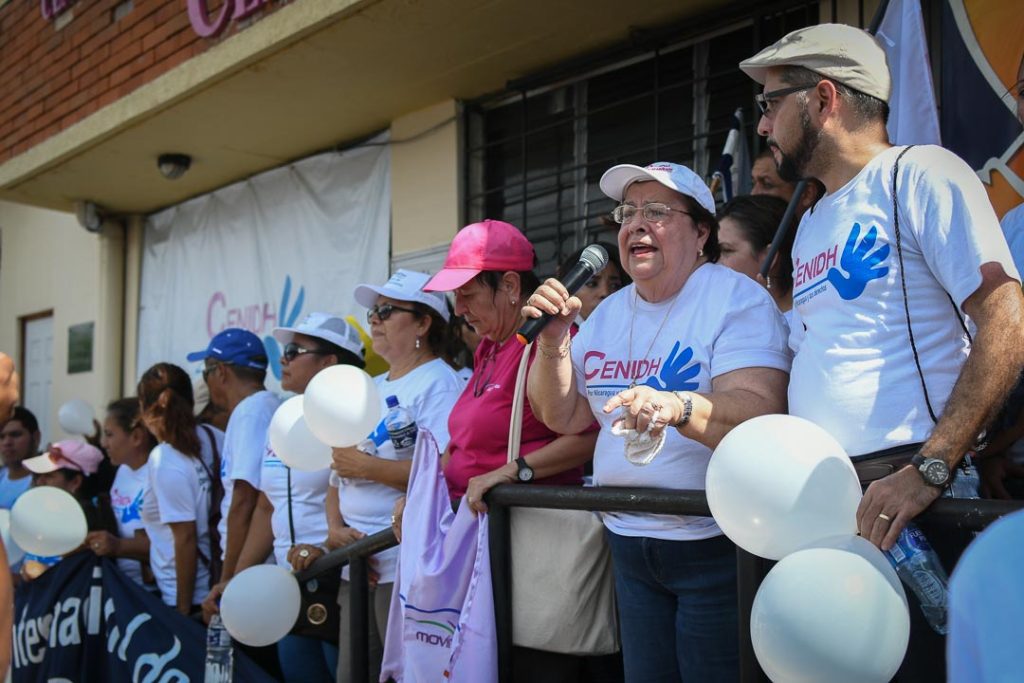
711,108,751,203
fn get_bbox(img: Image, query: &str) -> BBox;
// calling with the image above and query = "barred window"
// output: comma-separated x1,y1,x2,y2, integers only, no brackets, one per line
465,2,820,277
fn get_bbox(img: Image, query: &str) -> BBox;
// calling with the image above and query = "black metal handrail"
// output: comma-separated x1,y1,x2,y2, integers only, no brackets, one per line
294,529,398,682
483,484,1024,683
295,488,1023,682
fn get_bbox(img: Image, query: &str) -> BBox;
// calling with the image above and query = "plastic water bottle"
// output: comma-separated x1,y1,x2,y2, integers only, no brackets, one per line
384,395,417,451
885,524,949,634
204,614,234,682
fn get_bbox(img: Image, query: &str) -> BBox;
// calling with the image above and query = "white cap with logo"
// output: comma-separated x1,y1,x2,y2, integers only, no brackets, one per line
599,162,716,214
354,269,450,322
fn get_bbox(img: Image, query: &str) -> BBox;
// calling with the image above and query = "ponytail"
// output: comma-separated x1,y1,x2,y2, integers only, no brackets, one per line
138,363,201,459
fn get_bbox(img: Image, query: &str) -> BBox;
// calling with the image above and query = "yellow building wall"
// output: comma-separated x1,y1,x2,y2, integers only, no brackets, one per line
0,201,124,443
390,100,462,262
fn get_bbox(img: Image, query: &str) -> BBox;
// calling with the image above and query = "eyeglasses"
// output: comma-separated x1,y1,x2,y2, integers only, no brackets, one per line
755,83,818,117
281,342,330,363
201,361,224,379
612,202,692,225
366,303,419,323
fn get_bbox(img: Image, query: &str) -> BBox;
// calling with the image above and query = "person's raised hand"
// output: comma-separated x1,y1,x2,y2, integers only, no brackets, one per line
0,353,18,421
521,279,580,346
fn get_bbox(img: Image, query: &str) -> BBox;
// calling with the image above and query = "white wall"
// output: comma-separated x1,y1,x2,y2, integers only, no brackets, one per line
0,201,123,443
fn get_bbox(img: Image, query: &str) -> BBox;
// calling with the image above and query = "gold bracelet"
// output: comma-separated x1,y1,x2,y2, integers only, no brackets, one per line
536,336,571,360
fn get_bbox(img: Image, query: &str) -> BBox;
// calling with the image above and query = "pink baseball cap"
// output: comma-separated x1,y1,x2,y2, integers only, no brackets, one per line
423,220,535,292
24,440,103,476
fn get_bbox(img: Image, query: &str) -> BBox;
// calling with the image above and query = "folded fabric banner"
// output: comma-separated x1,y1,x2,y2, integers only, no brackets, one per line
12,551,275,682
380,430,496,682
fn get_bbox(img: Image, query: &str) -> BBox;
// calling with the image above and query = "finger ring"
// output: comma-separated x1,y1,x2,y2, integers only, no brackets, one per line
299,548,310,558
878,513,892,522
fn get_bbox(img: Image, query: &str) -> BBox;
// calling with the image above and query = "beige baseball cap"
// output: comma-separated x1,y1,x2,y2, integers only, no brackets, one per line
739,23,891,103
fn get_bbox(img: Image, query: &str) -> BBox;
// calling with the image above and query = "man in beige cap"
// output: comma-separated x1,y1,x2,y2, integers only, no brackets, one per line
741,24,1023,560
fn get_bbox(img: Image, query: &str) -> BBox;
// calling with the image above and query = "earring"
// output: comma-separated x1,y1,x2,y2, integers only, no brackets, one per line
766,275,773,291
511,298,517,306
698,248,704,257
415,337,421,350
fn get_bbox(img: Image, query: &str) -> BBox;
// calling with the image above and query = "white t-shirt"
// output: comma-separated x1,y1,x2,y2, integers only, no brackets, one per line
259,438,331,568
219,390,280,559
788,145,1019,457
336,358,463,583
571,266,791,541
1000,203,1024,283
141,425,224,607
110,463,149,586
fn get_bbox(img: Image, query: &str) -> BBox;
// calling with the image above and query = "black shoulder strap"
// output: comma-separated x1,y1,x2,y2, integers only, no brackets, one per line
286,466,296,547
891,145,973,425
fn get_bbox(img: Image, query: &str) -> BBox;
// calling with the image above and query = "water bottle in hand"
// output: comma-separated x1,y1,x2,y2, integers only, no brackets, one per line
384,395,417,451
204,614,234,682
885,523,949,634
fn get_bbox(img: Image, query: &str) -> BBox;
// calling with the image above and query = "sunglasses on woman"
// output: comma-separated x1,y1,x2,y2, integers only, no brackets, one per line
282,342,330,362
366,303,419,323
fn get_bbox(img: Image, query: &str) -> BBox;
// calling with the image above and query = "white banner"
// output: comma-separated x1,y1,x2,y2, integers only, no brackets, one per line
137,136,391,392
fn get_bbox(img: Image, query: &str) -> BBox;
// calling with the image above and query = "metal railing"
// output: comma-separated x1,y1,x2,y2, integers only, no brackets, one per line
296,488,1023,683
483,484,1024,683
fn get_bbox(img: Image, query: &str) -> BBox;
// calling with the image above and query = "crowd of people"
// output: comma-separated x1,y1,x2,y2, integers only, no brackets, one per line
0,21,1021,683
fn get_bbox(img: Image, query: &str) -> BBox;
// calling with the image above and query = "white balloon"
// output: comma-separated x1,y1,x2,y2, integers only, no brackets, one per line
58,399,95,436
268,396,333,471
0,510,25,565
220,565,301,647
705,414,862,560
751,535,910,683
303,365,382,447
10,486,87,557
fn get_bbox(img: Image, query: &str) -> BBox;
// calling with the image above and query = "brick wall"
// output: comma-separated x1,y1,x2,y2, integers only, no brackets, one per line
0,0,284,164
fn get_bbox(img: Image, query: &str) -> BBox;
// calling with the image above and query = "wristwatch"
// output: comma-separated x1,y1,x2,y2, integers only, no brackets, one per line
515,456,535,483
911,453,951,487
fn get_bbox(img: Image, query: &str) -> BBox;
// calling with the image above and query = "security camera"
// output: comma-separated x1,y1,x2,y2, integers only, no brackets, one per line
74,201,104,233
157,153,192,180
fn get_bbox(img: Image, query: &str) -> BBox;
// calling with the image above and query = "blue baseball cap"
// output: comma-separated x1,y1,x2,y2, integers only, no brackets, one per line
186,328,268,369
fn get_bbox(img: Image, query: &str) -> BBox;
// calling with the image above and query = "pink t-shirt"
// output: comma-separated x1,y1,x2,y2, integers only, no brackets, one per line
444,336,586,499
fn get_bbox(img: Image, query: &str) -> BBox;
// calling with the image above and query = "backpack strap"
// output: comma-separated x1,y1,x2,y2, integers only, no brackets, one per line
890,145,972,425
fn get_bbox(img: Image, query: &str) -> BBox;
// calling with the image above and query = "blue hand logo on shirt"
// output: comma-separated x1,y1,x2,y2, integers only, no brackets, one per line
370,420,389,447
826,223,890,300
643,342,701,392
120,489,144,524
264,275,305,381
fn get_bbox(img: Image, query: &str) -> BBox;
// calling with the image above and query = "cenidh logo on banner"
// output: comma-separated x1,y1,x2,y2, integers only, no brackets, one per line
942,0,1024,217
205,275,305,381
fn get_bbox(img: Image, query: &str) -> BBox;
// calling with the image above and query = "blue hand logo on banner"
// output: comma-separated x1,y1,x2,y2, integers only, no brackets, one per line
826,223,890,300
264,275,305,380
643,342,701,392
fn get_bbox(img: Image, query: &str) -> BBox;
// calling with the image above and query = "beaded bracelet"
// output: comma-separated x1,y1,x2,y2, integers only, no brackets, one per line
671,391,693,428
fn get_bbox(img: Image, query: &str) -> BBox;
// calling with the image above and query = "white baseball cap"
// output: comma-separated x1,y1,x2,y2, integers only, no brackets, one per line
599,162,716,214
739,24,891,103
354,269,450,322
272,312,364,360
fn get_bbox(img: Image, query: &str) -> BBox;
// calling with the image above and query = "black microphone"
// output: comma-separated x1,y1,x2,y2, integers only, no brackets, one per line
516,244,609,345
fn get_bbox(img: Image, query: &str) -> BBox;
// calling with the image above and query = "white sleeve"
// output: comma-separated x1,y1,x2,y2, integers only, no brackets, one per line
411,385,461,453
152,451,199,524
710,285,792,378
226,411,271,487
903,147,1021,308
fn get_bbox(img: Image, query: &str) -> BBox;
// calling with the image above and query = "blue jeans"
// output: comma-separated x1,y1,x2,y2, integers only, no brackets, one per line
605,530,739,683
276,634,339,683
